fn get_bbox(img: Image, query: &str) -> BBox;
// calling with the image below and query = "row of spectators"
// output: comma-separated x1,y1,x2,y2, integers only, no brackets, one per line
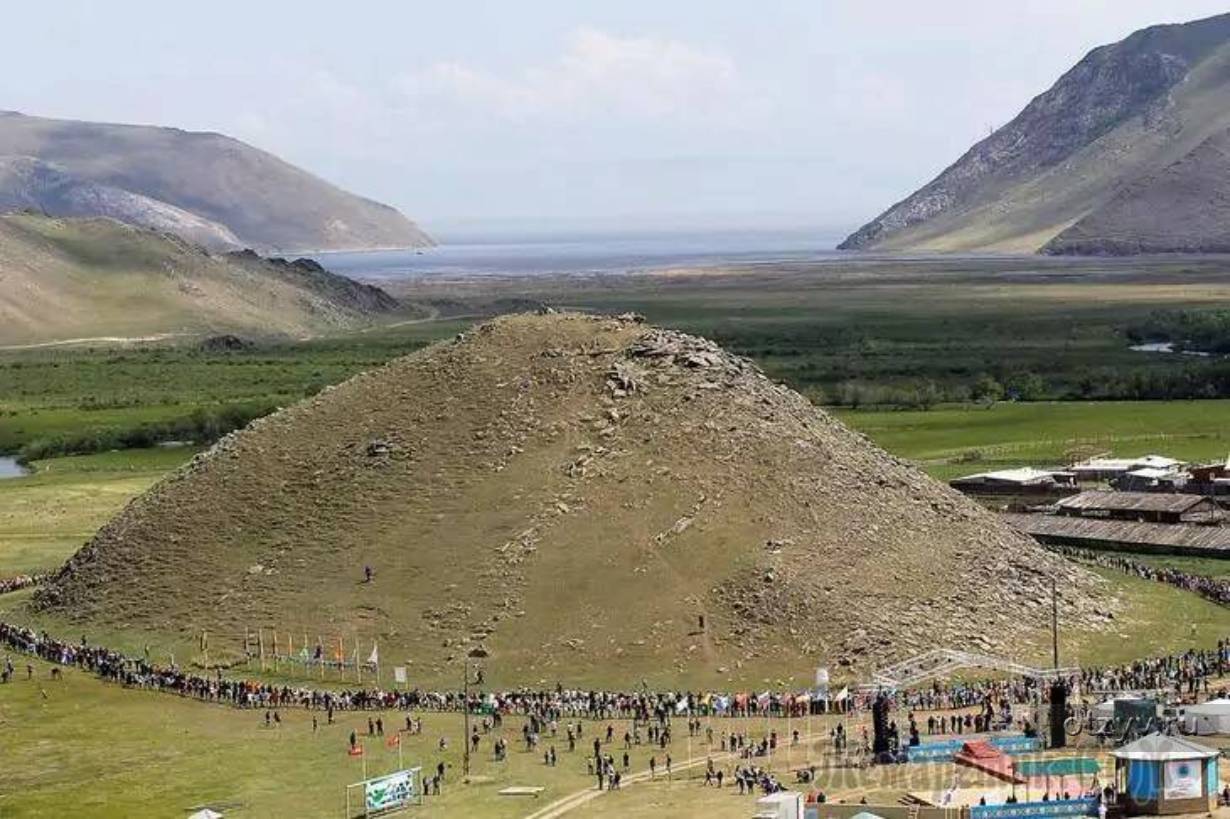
0,573,46,596
1057,546,1230,606
4,619,1230,721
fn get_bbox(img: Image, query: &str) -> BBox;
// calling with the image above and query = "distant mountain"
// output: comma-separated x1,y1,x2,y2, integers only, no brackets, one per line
840,13,1230,254
0,213,400,347
0,156,242,250
0,112,434,252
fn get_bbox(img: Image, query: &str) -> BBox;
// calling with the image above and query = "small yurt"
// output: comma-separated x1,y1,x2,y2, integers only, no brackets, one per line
1110,733,1219,815
1180,698,1230,736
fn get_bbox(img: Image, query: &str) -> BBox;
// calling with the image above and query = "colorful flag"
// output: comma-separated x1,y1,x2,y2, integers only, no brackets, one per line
386,734,400,749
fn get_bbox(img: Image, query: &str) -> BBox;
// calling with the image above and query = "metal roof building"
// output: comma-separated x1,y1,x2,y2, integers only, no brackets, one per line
1005,513,1230,556
1055,490,1218,524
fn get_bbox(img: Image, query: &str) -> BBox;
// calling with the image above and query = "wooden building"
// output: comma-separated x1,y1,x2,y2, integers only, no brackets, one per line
1004,514,1230,557
1055,491,1218,524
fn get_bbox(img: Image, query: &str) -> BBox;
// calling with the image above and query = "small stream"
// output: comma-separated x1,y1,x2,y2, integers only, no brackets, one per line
0,457,29,479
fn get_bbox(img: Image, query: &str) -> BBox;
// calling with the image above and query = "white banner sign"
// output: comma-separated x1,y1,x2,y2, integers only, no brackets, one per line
393,666,407,684
1163,759,1202,800
365,769,414,812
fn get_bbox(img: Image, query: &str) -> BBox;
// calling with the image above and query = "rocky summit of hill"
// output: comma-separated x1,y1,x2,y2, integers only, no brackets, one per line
0,213,399,346
840,13,1230,254
35,312,1116,685
0,111,433,252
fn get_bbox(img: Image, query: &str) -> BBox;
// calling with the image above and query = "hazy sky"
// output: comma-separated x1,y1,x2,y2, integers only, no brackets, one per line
3,1,1228,236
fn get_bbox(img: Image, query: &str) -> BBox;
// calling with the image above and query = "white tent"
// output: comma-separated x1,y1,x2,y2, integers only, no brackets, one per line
188,810,223,819
754,792,804,819
1093,694,1143,719
1181,698,1230,735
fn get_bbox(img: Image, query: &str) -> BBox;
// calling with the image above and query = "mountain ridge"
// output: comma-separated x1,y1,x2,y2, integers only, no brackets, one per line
839,13,1230,254
0,111,434,253
0,212,400,347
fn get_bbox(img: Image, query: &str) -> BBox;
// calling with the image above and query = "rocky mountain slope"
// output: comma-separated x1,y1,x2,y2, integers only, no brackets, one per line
0,111,433,252
34,312,1116,686
1043,127,1230,254
0,156,241,250
0,213,399,346
840,13,1230,254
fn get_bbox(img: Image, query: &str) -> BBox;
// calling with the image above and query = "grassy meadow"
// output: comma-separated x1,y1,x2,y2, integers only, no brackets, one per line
836,399,1230,481
1,648,1226,819
4,257,1230,815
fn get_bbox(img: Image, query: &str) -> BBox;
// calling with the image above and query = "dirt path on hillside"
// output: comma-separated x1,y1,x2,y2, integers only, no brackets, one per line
0,332,197,350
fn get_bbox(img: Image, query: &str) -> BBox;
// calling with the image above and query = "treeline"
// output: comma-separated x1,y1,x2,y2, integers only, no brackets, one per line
1125,309,1230,354
818,372,1046,410
17,402,277,463
819,364,1230,409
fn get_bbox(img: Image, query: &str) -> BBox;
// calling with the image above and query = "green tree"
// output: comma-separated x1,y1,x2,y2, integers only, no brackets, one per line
971,373,1004,404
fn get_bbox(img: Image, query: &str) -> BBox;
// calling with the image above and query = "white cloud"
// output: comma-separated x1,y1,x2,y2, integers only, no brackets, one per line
394,27,747,123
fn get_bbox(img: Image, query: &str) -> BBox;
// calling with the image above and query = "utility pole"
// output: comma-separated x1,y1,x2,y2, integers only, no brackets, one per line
463,658,471,777
1051,576,1059,669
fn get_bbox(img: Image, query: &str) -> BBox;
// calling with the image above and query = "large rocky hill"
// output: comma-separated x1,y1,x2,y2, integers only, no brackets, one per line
0,213,398,346
0,111,433,252
840,13,1230,254
34,312,1115,686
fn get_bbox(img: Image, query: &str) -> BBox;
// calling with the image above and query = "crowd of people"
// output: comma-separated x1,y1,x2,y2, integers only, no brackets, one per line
1057,546,1230,607
0,573,46,596
5,617,1230,724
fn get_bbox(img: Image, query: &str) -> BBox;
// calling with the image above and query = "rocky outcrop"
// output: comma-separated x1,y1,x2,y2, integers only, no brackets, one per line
226,250,400,313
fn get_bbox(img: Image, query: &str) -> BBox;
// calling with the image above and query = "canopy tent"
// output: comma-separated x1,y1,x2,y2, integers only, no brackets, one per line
1180,698,1230,736
188,811,223,819
1016,758,1100,778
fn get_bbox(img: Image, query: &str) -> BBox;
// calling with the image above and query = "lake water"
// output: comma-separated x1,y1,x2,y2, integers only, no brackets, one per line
311,228,844,280
0,457,28,479
1129,342,1212,357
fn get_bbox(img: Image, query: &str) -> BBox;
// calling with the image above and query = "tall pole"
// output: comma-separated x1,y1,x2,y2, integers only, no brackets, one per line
1051,576,1059,669
463,659,471,777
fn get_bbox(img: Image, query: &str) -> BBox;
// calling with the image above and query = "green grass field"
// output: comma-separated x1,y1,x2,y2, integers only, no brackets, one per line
0,657,864,819
836,400,1230,480
0,448,195,575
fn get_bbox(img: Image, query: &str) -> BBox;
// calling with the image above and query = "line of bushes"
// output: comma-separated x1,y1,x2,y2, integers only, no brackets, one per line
1125,309,1230,354
16,402,278,464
